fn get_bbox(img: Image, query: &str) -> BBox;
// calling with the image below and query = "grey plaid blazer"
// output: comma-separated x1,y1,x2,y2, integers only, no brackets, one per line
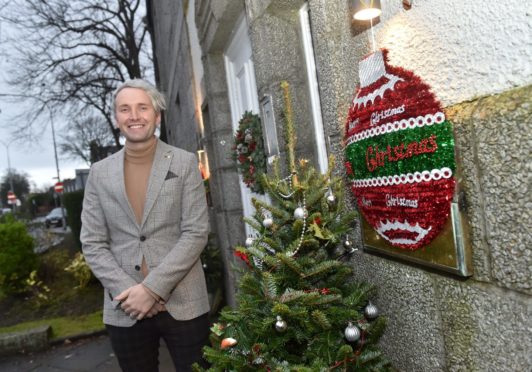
81,139,210,327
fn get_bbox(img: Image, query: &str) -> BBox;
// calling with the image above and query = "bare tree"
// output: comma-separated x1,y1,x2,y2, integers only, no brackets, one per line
58,116,113,165
1,0,152,152
1,169,30,206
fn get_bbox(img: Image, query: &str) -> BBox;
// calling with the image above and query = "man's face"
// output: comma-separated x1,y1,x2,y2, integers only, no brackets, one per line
115,87,160,144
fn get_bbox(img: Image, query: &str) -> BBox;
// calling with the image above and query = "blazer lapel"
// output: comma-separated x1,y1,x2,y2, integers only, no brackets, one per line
114,149,139,228
141,140,173,228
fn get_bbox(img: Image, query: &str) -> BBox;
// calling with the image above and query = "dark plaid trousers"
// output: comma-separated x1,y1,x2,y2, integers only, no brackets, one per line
105,312,210,372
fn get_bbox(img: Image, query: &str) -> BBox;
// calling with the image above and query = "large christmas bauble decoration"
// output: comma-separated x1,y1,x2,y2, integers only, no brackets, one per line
344,49,456,250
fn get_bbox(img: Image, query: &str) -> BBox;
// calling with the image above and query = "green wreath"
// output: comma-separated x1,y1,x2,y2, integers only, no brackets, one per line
232,111,267,194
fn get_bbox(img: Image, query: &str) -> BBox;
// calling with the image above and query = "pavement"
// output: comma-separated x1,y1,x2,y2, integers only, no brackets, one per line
0,334,175,371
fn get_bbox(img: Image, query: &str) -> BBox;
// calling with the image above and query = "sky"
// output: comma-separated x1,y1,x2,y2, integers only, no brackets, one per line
0,21,88,192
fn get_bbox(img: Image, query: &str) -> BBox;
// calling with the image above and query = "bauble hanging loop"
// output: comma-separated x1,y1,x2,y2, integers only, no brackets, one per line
275,316,288,333
344,322,361,342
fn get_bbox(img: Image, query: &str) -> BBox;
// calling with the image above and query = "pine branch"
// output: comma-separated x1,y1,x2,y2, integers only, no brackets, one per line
278,288,308,303
277,253,304,275
253,198,291,220
243,216,262,232
261,272,278,299
366,316,387,344
311,310,332,330
302,260,343,279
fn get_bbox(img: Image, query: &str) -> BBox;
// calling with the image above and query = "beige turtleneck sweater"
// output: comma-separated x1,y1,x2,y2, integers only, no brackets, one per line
124,137,157,225
124,136,157,280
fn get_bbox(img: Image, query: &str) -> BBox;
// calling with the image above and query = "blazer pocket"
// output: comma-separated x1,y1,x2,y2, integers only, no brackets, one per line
165,170,179,181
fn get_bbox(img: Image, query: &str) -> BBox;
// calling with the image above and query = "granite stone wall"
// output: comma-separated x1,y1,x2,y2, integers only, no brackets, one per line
149,0,531,369
246,1,532,370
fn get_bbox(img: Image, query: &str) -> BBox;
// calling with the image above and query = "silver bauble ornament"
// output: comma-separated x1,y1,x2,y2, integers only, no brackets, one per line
202,263,208,269
344,322,360,342
343,237,352,249
245,237,254,247
275,316,287,333
364,302,379,320
262,217,273,228
244,133,253,143
326,193,336,205
294,207,306,220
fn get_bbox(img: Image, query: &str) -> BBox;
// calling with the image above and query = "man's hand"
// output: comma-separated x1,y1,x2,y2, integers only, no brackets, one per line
115,284,156,320
145,302,166,318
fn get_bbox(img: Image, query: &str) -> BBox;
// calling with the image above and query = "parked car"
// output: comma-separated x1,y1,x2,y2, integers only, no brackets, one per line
45,207,67,228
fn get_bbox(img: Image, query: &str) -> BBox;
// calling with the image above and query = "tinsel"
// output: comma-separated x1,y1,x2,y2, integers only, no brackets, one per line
346,121,455,179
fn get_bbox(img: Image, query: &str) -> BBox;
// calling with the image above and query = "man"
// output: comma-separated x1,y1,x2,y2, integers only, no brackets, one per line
81,79,210,371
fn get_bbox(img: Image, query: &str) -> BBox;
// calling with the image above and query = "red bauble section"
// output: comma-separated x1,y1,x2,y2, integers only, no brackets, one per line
345,50,443,139
352,178,455,250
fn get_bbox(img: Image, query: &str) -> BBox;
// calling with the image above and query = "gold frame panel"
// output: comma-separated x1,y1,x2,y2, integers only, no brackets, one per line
361,201,473,277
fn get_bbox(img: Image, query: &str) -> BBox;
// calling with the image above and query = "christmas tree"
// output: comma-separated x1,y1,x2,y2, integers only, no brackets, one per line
197,82,391,371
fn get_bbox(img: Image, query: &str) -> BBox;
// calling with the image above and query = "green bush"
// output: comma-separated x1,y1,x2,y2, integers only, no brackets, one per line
0,215,37,294
63,190,84,250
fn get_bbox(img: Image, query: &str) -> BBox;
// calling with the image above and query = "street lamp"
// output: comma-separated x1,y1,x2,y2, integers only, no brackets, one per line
0,137,17,210
0,94,64,225
0,94,61,184
0,138,16,191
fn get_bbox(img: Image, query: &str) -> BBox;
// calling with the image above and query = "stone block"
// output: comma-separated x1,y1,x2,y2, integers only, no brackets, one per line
349,253,447,371
208,130,235,170
205,93,233,134
435,278,532,371
249,13,304,89
0,325,51,356
204,54,229,96
208,168,242,214
448,85,532,293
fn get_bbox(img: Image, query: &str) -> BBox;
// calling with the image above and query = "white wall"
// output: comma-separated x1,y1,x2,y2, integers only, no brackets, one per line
374,0,532,106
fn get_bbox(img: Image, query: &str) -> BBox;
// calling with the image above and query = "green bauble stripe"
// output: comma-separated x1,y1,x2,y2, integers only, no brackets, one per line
345,121,455,180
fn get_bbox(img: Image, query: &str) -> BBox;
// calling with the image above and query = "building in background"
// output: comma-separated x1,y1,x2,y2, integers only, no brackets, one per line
146,1,531,370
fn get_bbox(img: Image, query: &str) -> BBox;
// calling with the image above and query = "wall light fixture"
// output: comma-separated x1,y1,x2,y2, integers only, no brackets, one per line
352,0,382,21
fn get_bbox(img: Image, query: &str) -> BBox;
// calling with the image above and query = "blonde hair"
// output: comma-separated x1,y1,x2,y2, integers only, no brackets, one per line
113,79,167,118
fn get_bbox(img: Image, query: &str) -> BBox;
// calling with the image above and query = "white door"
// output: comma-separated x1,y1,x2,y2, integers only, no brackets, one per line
225,15,267,236
299,3,328,173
